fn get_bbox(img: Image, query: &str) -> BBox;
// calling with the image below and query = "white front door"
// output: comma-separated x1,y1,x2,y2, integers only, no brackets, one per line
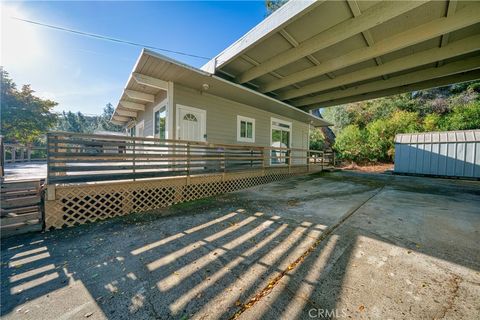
176,105,206,142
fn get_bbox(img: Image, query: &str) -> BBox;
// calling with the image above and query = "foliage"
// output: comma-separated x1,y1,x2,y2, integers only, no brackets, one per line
309,128,325,151
56,103,123,134
334,125,365,162
441,101,480,131
265,0,289,15
99,103,123,132
1,68,58,144
323,81,480,164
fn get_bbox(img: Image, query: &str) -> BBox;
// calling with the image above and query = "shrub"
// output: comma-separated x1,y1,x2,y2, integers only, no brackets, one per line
334,125,366,163
443,101,480,130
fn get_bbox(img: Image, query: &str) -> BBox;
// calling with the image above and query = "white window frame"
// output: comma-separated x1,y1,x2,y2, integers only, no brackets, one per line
237,115,255,143
153,98,168,139
270,117,292,165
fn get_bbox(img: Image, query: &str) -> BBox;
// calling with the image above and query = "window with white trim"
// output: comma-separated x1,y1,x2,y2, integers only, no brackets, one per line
153,104,167,139
237,115,255,143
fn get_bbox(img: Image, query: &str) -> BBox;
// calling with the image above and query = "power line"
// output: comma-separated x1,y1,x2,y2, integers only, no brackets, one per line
11,17,211,60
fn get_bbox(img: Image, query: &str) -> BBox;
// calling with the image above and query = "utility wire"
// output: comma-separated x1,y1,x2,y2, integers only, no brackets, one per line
11,17,211,60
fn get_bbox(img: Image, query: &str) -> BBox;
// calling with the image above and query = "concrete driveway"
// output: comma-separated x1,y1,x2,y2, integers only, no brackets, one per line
1,171,479,319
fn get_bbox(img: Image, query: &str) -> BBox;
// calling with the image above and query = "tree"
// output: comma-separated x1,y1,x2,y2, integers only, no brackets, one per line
334,125,366,163
309,128,325,151
265,0,289,15
328,80,480,163
442,101,480,130
98,103,123,132
1,68,58,144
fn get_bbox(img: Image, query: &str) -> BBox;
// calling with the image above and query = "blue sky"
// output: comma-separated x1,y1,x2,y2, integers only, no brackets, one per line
1,1,267,114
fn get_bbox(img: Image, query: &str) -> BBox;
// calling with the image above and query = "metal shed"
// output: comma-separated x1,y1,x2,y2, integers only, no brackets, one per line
394,130,480,179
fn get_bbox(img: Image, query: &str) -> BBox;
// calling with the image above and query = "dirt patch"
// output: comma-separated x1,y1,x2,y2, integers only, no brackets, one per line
340,162,394,173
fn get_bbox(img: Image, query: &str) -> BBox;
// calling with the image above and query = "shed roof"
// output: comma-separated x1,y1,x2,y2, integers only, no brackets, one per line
395,130,480,144
202,0,480,111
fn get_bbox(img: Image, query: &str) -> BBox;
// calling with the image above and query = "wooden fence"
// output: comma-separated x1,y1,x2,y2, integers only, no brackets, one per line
1,180,44,237
47,132,331,184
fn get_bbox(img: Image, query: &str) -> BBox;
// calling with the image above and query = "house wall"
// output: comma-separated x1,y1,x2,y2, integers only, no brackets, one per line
172,84,310,164
130,90,168,137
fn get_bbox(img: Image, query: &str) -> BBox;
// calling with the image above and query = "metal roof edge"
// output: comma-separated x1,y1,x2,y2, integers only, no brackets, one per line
200,0,321,72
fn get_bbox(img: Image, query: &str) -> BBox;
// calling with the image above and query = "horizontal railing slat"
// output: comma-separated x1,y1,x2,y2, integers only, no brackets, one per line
46,131,333,184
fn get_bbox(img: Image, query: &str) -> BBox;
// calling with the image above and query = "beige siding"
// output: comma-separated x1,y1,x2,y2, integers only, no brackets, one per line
133,91,167,137
173,84,310,165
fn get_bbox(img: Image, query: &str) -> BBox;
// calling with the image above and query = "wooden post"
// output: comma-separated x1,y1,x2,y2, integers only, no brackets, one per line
27,147,31,162
0,136,4,178
11,147,16,163
58,136,66,177
262,148,267,176
288,149,291,173
223,147,226,181
187,142,191,184
307,151,311,173
321,151,324,171
132,138,136,181
47,135,51,183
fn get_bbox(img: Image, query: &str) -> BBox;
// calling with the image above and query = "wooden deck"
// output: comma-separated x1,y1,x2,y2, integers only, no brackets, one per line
3,162,47,181
43,132,334,229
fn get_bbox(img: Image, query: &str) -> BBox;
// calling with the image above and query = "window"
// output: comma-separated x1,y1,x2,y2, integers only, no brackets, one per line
237,115,255,143
183,113,198,122
154,105,167,139
128,126,135,137
271,118,291,165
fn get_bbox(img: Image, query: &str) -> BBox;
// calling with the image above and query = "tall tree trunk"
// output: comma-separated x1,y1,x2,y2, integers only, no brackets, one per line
312,109,336,149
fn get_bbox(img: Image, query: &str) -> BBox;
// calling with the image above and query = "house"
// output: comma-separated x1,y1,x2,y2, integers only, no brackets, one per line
111,0,480,155
111,50,329,167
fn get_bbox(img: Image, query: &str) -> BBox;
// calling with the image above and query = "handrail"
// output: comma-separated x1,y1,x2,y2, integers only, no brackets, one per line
3,143,47,163
46,131,334,184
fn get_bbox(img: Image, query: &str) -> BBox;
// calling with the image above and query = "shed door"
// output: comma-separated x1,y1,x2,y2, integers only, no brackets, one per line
177,105,206,142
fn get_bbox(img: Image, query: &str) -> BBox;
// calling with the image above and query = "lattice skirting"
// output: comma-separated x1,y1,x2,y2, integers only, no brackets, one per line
45,165,320,229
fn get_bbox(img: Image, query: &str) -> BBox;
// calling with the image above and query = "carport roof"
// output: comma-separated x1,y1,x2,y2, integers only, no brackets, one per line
202,0,480,111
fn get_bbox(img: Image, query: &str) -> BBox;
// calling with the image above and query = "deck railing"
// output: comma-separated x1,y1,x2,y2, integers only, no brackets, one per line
3,143,47,163
47,132,333,184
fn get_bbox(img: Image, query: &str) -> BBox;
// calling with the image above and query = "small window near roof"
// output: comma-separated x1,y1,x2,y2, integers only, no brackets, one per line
183,113,198,122
237,115,255,143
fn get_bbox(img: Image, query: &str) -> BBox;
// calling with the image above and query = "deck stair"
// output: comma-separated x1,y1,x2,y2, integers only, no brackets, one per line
1,179,44,237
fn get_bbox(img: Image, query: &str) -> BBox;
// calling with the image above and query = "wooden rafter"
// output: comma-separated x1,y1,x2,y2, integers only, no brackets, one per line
119,101,146,111
236,0,428,84
115,109,137,118
293,55,480,107
260,5,480,93
279,35,480,100
437,0,458,67
124,90,155,103
301,69,480,110
132,73,168,90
